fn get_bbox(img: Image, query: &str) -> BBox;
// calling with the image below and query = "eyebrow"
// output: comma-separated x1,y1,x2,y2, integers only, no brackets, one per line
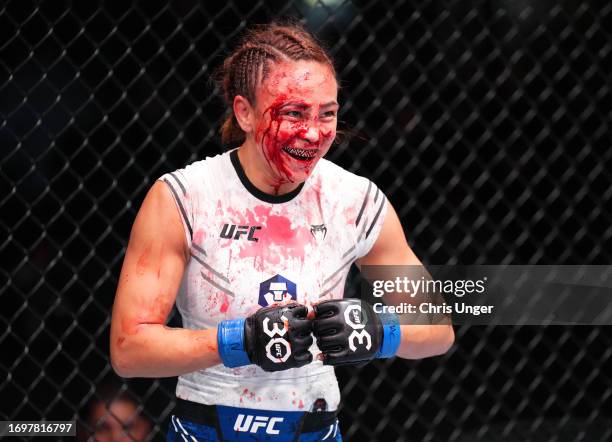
281,102,309,109
280,101,339,109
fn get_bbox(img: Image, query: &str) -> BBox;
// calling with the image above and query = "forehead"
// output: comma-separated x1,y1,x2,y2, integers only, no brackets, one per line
257,60,337,105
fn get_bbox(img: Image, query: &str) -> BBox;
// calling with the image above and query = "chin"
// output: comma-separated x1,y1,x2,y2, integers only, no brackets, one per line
283,157,322,183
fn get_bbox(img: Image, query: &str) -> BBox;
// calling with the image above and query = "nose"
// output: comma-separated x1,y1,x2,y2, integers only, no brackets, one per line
302,123,320,144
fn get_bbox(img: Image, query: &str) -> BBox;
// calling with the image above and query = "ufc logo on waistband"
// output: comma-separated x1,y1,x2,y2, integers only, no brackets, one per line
234,414,284,434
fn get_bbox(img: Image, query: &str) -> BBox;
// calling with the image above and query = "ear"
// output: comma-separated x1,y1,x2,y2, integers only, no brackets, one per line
233,95,255,134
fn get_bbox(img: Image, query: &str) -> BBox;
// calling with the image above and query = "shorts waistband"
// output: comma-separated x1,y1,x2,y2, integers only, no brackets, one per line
174,398,338,433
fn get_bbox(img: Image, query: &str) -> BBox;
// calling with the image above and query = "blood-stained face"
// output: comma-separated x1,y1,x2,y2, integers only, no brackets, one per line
253,60,338,186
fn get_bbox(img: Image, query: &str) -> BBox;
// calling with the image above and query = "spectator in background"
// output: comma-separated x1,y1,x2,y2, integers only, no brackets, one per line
78,381,152,442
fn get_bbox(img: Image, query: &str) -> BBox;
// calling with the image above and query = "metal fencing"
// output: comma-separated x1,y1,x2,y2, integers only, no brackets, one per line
2,1,611,440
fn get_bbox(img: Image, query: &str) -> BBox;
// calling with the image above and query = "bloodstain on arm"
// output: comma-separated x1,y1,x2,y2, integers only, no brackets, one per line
135,245,151,276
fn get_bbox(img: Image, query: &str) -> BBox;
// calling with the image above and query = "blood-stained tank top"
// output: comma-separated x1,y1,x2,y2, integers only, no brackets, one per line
159,149,387,412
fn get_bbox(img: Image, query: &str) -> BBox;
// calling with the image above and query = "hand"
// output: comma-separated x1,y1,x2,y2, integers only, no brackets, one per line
312,299,401,366
217,303,313,371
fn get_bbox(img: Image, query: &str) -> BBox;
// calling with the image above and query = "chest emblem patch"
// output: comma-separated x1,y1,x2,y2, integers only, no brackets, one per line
259,274,297,307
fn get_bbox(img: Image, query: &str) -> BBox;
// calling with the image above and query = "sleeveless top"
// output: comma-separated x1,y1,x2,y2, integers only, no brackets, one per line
159,149,387,412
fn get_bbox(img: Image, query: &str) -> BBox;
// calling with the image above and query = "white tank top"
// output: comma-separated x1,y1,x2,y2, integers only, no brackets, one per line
159,149,387,412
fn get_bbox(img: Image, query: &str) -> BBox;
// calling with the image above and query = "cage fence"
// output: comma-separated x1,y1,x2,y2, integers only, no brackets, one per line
1,0,611,441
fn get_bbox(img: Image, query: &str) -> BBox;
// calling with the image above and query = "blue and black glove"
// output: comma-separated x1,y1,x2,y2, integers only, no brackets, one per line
312,299,401,366
217,303,313,372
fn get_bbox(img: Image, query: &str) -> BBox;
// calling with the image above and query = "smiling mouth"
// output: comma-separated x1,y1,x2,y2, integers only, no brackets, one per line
281,146,318,161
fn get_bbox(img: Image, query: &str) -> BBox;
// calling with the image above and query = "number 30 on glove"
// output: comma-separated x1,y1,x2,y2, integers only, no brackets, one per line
312,299,401,366
217,303,313,372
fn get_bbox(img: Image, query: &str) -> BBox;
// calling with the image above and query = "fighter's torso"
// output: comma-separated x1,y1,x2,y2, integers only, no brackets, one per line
160,149,386,411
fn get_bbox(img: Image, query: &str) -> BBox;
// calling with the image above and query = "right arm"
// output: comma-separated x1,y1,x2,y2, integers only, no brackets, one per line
110,181,222,378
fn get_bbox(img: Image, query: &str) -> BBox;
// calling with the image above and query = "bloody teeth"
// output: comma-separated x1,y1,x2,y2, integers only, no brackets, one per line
282,146,318,159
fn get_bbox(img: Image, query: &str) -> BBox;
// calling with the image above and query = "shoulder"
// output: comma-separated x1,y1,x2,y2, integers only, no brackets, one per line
160,150,232,190
310,158,377,204
313,158,371,189
175,150,231,179
156,150,233,246
308,158,388,257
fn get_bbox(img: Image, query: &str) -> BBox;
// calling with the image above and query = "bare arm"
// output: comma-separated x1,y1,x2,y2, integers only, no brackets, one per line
356,202,454,359
110,181,222,378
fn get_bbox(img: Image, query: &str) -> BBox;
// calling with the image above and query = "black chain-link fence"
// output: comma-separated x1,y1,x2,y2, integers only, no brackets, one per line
2,1,611,441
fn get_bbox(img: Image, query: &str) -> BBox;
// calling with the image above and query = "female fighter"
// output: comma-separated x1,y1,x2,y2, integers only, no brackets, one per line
110,23,454,441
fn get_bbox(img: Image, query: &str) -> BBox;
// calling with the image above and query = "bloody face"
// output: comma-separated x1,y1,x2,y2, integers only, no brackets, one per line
253,60,339,186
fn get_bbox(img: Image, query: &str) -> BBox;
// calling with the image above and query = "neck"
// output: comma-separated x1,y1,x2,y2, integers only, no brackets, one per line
237,141,301,195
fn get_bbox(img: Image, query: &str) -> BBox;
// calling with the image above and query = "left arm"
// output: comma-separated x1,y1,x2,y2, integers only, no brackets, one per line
355,202,454,359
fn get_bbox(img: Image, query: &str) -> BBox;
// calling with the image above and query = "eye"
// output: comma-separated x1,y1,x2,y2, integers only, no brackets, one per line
321,110,337,119
284,110,302,118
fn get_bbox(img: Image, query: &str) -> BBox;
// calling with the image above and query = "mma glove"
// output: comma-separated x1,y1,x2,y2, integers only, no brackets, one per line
217,303,313,372
312,299,401,366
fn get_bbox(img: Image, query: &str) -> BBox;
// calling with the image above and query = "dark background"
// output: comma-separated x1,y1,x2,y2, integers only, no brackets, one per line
1,1,611,440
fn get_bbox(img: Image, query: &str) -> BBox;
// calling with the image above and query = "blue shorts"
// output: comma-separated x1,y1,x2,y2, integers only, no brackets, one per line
166,399,342,442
